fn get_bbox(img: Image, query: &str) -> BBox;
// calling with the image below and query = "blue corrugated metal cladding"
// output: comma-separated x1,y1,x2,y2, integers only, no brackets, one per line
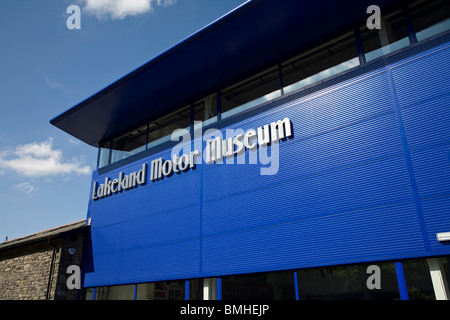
83,41,450,288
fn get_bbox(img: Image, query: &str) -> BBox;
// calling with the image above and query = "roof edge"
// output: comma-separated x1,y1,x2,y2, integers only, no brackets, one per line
0,220,89,251
49,0,256,128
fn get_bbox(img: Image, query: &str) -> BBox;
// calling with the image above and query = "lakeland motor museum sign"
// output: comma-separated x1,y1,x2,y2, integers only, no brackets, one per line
91,117,293,200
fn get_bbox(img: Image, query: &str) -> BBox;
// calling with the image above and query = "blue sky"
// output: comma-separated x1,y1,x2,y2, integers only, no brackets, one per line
0,0,248,241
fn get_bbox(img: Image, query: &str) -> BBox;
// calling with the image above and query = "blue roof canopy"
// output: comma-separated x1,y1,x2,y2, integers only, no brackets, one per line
51,0,397,147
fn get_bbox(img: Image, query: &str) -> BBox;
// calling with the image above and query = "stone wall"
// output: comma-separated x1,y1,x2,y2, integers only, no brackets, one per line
0,231,85,300
54,233,85,300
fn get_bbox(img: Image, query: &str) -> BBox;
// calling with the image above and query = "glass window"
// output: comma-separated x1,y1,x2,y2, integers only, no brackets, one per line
189,278,217,300
83,288,94,300
193,93,217,129
403,259,436,300
360,10,410,62
221,271,296,300
409,0,450,42
296,262,400,300
282,31,359,95
427,257,450,299
136,280,185,300
95,284,135,300
440,256,450,293
221,66,282,119
98,141,111,168
110,124,147,164
189,279,204,300
148,105,191,149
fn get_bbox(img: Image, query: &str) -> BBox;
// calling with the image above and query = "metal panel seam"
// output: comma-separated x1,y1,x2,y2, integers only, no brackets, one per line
386,65,431,253
199,160,204,277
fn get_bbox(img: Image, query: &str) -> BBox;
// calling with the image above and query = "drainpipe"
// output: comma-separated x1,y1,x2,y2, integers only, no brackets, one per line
46,239,57,300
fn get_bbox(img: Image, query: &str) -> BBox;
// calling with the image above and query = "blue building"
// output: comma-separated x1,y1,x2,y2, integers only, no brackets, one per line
51,0,450,300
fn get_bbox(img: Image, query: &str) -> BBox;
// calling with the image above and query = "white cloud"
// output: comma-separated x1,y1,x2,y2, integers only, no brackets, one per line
14,182,38,198
68,138,81,146
83,0,177,20
0,138,91,177
39,71,69,92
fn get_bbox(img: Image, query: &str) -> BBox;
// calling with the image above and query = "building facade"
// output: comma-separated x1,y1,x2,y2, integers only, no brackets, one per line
51,0,450,300
0,220,87,300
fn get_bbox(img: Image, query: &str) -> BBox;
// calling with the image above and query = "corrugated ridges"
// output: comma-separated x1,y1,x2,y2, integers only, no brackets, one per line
203,155,413,236
421,195,450,253
392,43,450,108
84,41,450,287
84,239,200,287
202,202,424,275
401,95,450,150
410,145,450,199
392,41,450,256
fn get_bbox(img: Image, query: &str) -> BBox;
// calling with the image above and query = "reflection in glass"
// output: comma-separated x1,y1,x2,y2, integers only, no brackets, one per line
441,256,450,293
194,94,217,129
403,259,435,300
95,284,135,300
189,278,217,300
189,279,204,300
282,31,359,95
409,0,450,42
148,105,191,148
221,66,281,119
98,142,111,168
110,124,147,164
136,280,185,300
296,262,400,300
360,10,409,62
221,271,295,300
83,288,94,300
